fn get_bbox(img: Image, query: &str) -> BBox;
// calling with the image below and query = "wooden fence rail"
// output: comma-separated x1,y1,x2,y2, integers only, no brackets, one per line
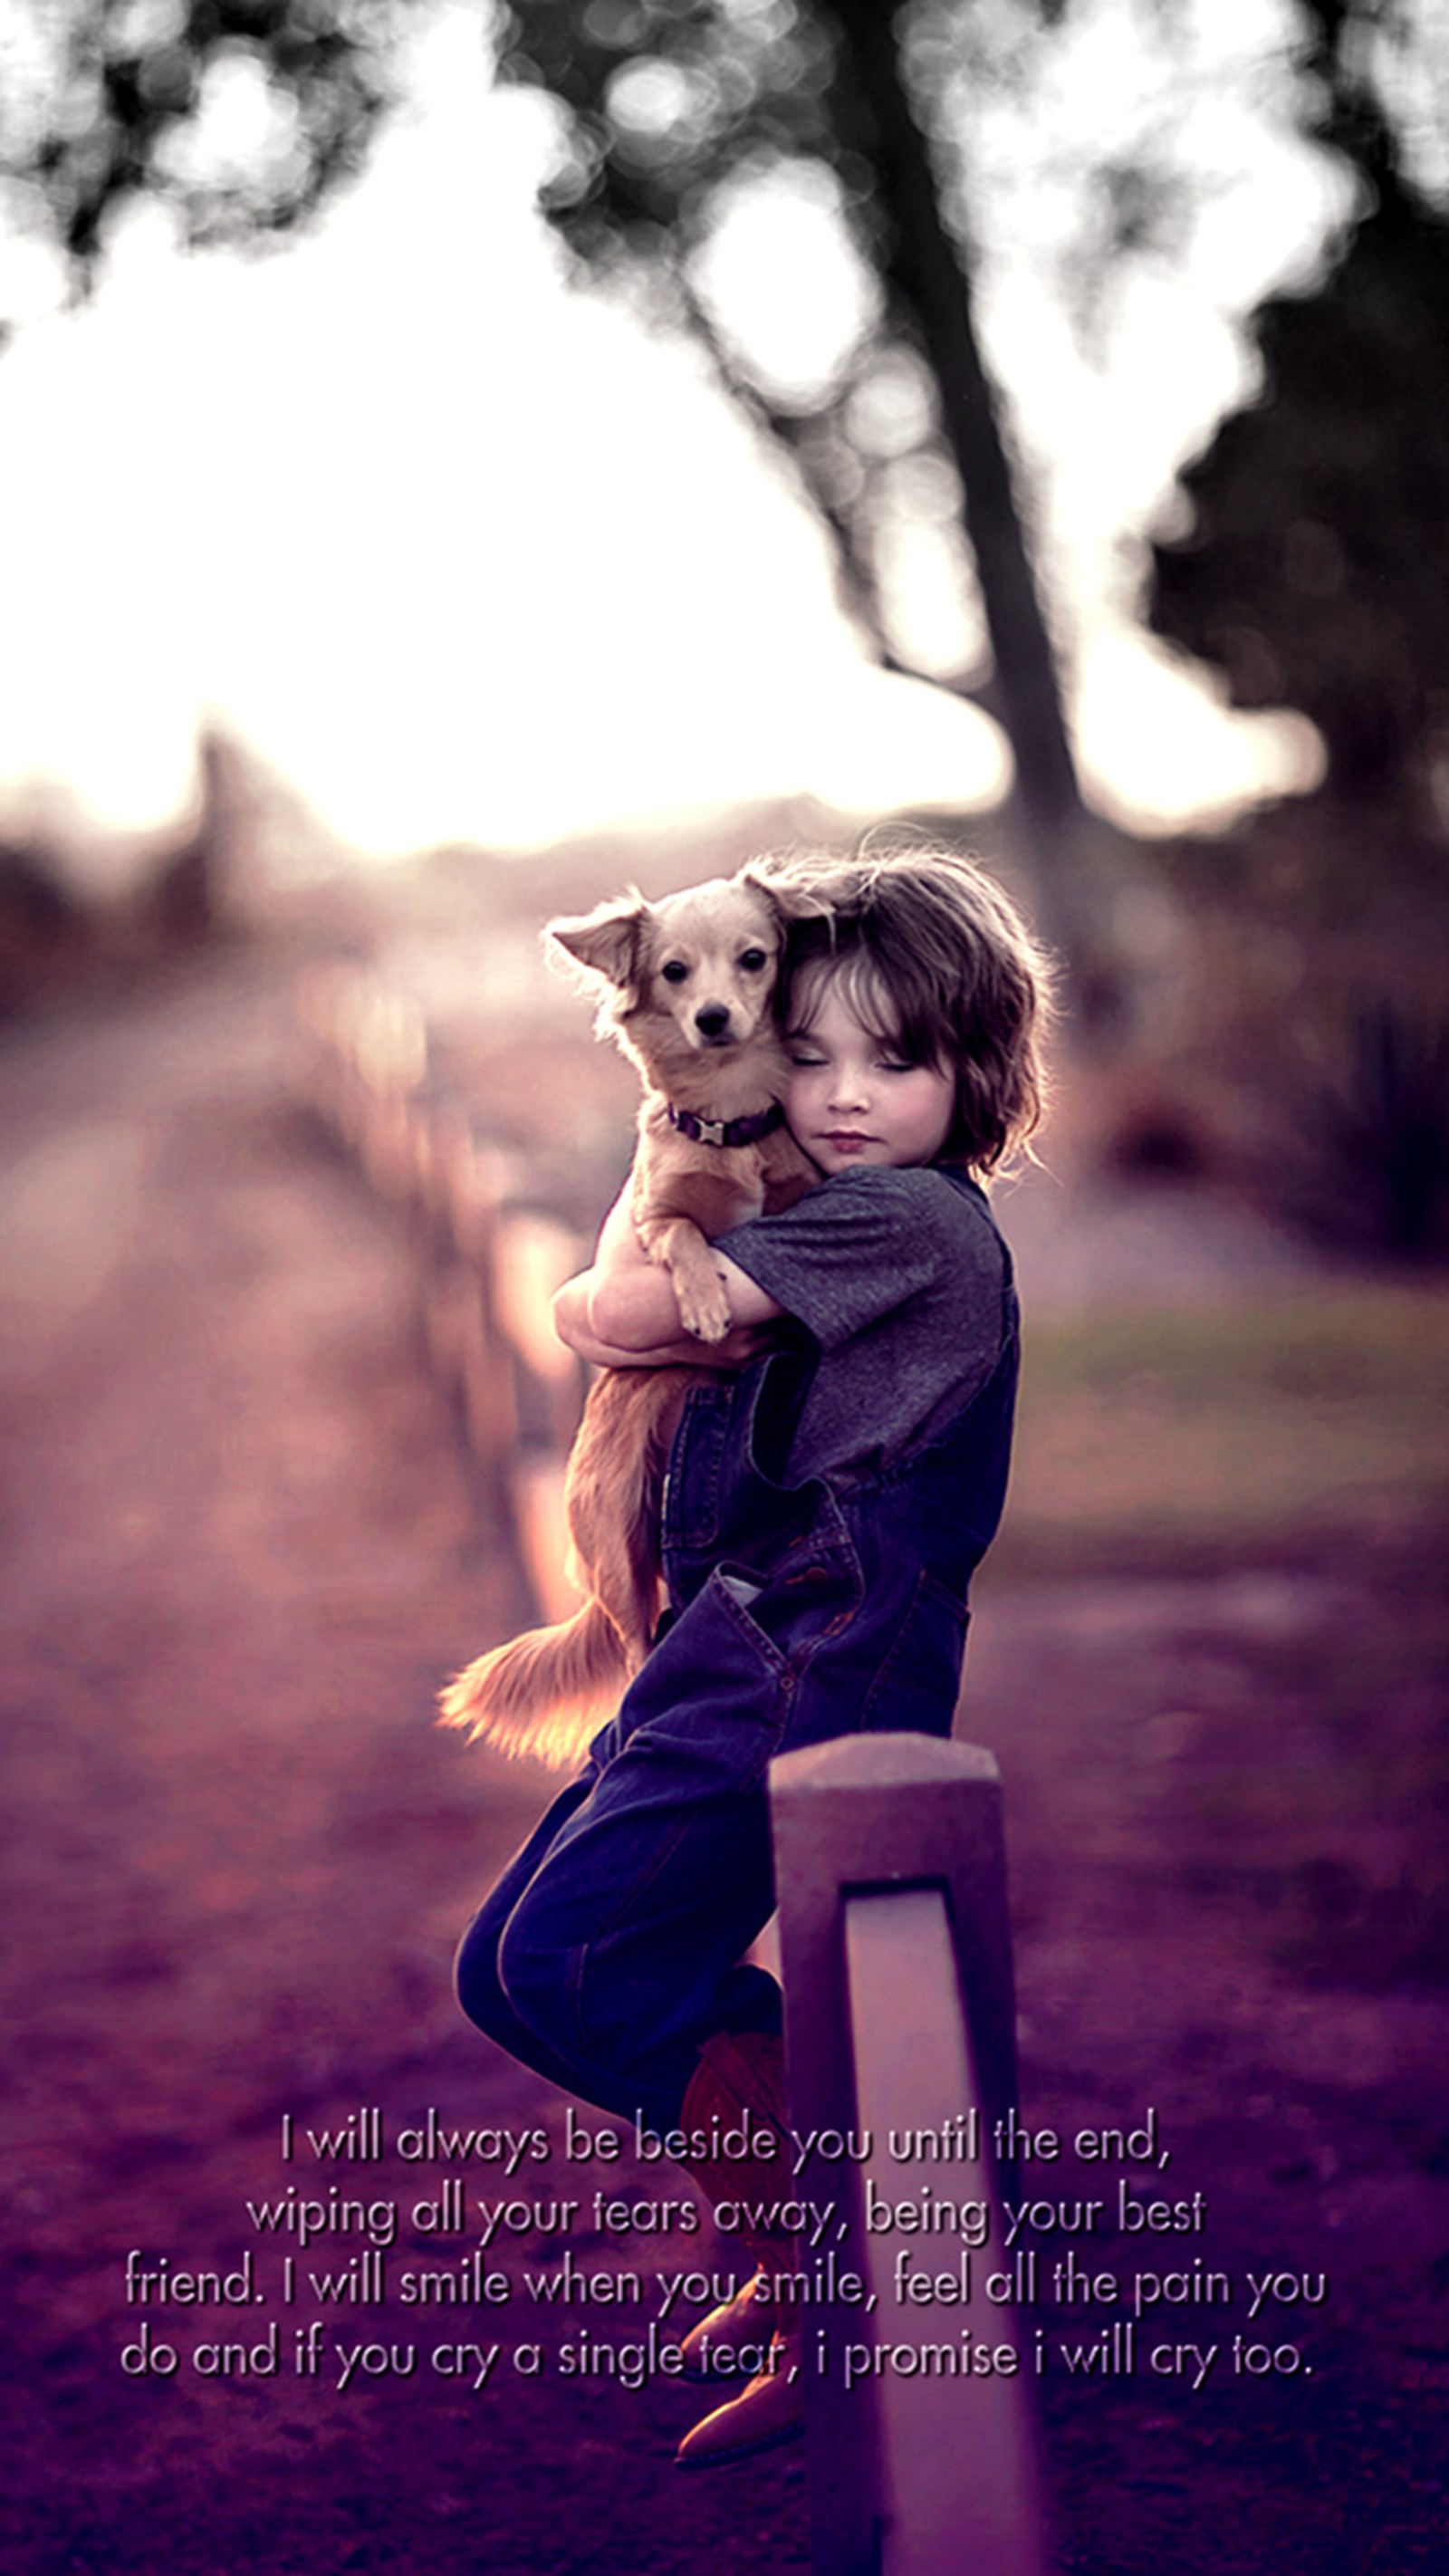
295,961,588,1615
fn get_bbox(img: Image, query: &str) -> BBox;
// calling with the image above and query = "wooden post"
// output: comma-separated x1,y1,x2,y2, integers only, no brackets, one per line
771,1734,1048,2576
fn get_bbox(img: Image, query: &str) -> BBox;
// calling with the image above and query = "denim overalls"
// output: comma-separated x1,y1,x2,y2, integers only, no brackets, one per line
456,1173,1018,2136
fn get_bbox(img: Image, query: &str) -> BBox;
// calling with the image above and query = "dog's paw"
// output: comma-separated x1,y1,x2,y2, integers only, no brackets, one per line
678,1281,733,1343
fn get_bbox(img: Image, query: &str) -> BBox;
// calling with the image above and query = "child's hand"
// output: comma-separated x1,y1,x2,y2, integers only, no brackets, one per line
552,1289,772,1373
699,1319,777,1366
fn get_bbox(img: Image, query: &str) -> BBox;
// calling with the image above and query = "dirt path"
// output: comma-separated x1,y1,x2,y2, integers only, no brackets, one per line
0,952,817,2575
2,947,1445,2574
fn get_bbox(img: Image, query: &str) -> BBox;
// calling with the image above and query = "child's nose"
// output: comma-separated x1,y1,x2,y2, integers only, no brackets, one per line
827,1063,869,1110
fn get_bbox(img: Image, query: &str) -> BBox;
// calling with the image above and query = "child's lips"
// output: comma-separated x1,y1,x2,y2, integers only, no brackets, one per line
820,1130,875,1152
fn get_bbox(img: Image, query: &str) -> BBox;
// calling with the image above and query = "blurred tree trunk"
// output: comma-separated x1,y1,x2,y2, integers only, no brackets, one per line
827,0,1089,939
496,0,1112,1015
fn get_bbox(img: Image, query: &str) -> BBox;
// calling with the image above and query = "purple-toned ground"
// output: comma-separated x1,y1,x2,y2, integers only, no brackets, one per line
1,945,1444,2574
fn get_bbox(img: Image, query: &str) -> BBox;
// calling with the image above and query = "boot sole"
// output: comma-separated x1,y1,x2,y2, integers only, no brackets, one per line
673,2415,806,2472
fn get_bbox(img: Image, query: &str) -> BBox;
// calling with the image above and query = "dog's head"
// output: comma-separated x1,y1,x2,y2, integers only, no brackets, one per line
548,870,821,1071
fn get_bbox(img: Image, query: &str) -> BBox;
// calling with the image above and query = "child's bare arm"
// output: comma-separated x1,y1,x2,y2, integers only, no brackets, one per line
552,1286,760,1370
553,1185,782,1366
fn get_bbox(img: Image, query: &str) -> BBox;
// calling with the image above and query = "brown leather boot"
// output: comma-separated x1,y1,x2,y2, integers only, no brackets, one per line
671,2031,805,2469
674,2322,804,2469
679,2266,776,2379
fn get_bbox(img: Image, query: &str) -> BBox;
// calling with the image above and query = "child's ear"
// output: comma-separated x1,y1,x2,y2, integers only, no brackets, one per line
546,890,652,989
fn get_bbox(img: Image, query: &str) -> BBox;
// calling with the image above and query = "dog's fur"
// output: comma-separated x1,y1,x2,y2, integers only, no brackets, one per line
438,868,820,1765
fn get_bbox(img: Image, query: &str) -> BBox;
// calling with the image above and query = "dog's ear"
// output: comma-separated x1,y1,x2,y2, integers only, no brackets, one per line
546,890,652,990
738,858,836,924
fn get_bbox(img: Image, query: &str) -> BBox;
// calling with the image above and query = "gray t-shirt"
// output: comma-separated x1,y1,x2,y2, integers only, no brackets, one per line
716,1165,1010,1483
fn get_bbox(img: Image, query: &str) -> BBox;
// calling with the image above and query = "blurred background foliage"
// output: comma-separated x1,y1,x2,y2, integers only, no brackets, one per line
0,0,405,293
2,0,1448,1247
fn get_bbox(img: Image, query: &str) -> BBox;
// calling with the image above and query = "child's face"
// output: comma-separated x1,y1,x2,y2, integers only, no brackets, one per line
784,977,956,1177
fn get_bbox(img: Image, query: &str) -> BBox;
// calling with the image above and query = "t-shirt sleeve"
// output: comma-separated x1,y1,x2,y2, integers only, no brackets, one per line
718,1168,1003,1358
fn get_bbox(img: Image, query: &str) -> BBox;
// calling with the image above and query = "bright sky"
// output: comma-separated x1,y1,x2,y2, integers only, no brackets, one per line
0,5,1337,866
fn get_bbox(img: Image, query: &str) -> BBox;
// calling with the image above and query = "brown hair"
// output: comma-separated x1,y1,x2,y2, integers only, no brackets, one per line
744,842,1054,1173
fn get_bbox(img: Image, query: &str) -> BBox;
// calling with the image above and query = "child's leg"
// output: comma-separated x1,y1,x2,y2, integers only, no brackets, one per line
457,1562,801,2132
455,1737,781,2134
454,1769,616,2105
494,1730,781,2133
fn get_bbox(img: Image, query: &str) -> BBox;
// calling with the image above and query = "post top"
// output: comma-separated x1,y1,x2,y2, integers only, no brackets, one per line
770,1732,1000,1799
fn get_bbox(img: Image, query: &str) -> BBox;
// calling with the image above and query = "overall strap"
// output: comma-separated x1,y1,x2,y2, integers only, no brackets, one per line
936,1164,1018,1294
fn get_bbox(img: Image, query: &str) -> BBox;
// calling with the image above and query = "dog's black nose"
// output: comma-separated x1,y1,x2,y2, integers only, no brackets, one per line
695,1005,732,1042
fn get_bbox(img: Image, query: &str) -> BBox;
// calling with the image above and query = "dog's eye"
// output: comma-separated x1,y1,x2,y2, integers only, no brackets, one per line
660,960,690,985
738,948,768,973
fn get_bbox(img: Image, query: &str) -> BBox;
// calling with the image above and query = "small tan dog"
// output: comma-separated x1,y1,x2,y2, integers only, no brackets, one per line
439,866,820,1764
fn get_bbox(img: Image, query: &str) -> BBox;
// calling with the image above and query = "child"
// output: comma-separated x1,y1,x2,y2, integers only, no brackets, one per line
454,846,1051,2466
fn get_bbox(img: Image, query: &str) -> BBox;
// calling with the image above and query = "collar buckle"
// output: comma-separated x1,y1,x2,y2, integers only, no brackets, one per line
666,1101,784,1151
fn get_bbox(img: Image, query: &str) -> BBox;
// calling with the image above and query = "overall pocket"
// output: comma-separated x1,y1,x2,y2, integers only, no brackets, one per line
605,1563,795,1793
860,1570,971,1739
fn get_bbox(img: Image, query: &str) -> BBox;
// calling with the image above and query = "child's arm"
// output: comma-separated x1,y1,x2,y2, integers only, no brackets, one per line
553,1184,783,1369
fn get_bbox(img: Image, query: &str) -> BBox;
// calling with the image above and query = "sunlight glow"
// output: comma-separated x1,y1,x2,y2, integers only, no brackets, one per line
1076,625,1327,833
0,6,1346,865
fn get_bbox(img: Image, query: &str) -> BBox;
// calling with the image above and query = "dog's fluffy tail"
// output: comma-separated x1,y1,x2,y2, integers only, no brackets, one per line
438,1366,693,1770
438,1601,633,1769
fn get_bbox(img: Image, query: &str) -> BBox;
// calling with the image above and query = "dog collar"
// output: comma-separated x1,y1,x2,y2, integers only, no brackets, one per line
666,1101,785,1150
